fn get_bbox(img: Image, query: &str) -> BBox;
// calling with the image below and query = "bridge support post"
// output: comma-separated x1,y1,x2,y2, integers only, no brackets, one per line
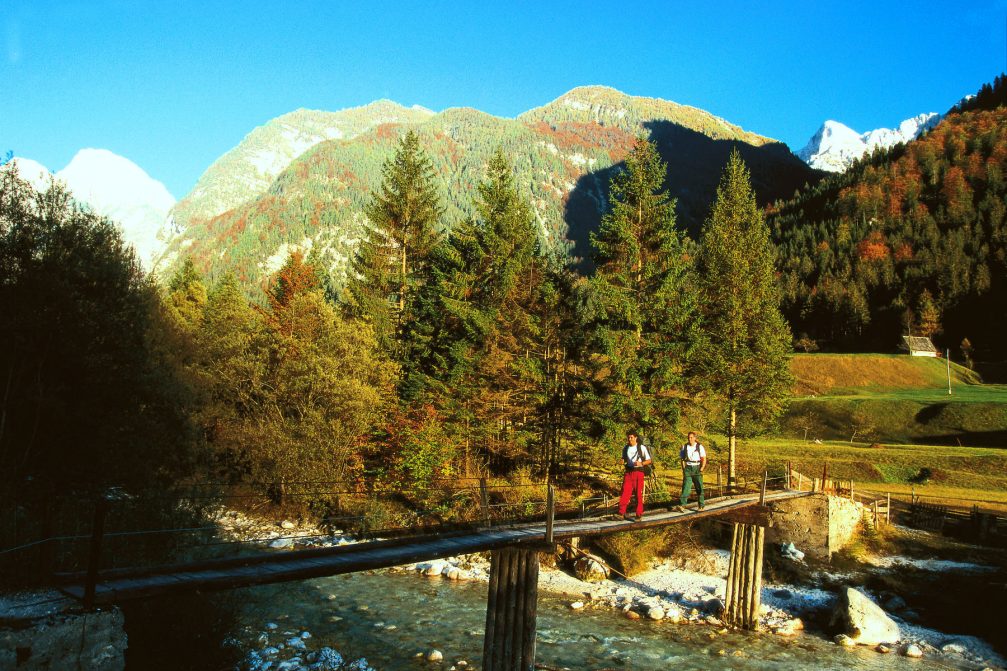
483,547,539,671
723,522,764,630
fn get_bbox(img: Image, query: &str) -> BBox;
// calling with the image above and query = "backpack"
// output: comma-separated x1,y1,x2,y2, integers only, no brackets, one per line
623,443,655,477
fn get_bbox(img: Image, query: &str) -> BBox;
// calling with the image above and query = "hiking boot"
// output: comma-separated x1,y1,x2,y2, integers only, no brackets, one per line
675,505,688,513
622,514,634,522
698,504,706,511
635,514,643,522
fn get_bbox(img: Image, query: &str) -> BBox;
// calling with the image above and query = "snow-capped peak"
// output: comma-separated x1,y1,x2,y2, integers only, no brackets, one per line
799,113,942,173
3,156,52,192
57,149,175,213
2,149,176,269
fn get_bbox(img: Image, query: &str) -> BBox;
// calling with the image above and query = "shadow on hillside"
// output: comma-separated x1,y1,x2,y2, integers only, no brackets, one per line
563,120,821,268
915,403,950,423
916,430,1007,448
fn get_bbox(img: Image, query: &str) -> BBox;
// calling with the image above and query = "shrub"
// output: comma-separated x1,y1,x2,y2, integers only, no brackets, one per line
592,528,670,576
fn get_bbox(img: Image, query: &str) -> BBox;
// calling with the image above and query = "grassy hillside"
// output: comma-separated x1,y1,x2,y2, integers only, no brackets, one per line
781,353,1007,447
791,353,982,395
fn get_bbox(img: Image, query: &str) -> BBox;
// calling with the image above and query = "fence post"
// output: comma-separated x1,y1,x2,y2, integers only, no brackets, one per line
759,469,768,506
545,485,554,545
786,461,792,490
480,478,490,524
797,472,802,491
821,462,828,491
850,480,854,501
886,493,891,525
717,465,723,498
83,495,111,611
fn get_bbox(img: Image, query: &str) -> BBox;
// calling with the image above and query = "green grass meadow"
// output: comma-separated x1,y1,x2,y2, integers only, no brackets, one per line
674,354,1007,508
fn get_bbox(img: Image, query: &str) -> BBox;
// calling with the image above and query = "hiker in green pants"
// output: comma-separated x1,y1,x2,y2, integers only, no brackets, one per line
676,431,707,512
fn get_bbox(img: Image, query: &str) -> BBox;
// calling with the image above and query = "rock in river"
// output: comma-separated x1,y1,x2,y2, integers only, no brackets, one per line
830,586,900,646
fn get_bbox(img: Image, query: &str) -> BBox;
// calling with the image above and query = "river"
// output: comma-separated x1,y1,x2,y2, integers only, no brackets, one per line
136,569,981,671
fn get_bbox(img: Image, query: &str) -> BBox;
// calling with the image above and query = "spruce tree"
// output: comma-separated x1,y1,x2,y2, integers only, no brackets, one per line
347,130,443,360
586,136,696,447
411,149,558,473
695,149,793,485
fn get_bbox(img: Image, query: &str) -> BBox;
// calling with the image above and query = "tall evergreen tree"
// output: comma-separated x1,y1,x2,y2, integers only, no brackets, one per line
166,257,208,333
695,150,793,484
410,150,566,474
585,136,696,447
347,130,443,361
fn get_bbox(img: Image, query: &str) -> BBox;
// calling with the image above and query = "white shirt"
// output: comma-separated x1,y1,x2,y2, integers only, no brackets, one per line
681,442,706,464
623,444,651,466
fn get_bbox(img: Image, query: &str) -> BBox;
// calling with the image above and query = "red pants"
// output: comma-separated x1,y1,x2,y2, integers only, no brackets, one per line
619,470,645,516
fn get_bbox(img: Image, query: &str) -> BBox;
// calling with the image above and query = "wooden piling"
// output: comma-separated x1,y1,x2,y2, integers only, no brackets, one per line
759,469,768,506
886,493,891,525
83,496,110,611
483,547,540,671
786,461,792,489
723,522,766,630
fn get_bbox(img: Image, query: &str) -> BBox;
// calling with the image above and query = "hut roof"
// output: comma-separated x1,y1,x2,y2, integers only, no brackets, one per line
901,335,937,352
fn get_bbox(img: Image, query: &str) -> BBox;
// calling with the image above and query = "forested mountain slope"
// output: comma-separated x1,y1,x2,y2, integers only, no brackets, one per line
157,86,817,289
169,101,435,230
770,107,1007,364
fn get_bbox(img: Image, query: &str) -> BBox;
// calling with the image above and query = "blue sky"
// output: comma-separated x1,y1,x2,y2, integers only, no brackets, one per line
3,1,1006,198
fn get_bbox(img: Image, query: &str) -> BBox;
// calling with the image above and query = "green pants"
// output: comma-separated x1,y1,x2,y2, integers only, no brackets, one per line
681,464,704,506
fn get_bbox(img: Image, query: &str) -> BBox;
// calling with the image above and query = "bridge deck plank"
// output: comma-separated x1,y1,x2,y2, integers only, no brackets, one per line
60,490,809,605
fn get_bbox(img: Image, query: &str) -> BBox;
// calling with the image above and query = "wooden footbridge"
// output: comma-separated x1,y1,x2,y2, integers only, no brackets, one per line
5,468,827,671
48,483,808,670
58,488,806,606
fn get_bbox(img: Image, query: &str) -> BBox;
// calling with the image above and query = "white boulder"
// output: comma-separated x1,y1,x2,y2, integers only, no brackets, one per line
831,587,901,646
573,555,609,582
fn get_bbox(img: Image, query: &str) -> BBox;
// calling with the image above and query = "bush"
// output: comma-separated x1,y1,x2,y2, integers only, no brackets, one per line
592,528,670,576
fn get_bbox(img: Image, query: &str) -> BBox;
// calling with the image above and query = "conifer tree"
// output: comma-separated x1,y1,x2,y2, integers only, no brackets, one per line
695,150,793,485
347,130,443,360
166,257,207,332
585,136,696,447
411,150,562,473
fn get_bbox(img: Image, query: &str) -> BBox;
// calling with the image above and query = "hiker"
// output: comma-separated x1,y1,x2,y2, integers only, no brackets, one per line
676,431,707,512
618,430,652,521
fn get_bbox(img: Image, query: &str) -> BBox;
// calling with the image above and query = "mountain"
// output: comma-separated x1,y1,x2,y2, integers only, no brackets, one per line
2,150,175,268
4,157,51,191
56,149,176,267
770,106,1007,358
169,101,436,231
158,86,819,290
798,113,941,173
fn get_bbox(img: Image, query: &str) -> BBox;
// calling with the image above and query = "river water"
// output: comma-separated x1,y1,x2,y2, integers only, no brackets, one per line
212,570,968,671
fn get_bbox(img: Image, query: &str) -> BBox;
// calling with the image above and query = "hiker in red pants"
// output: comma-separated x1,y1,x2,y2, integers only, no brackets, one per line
618,430,652,521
